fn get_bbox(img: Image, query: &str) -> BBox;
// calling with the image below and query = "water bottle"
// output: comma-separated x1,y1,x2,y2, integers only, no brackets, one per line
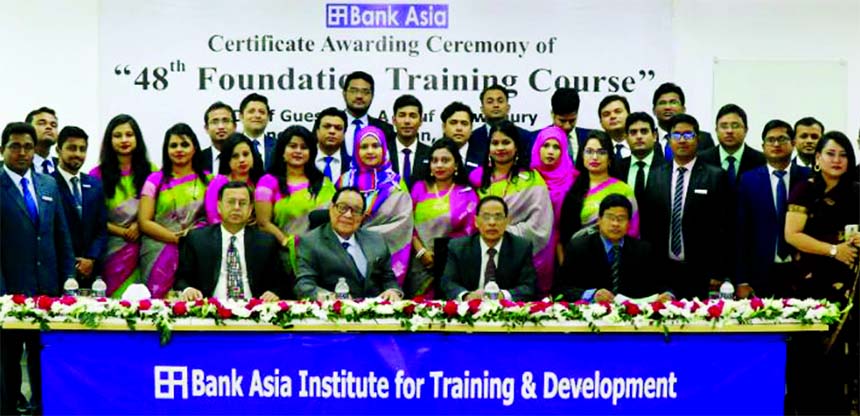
92,276,107,298
63,275,79,297
484,280,500,301
334,278,350,300
719,279,734,300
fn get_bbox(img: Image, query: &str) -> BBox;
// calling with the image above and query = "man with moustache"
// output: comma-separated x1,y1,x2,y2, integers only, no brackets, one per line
439,102,483,173
239,93,276,170
389,94,431,189
52,126,108,287
201,101,237,172
699,104,765,187
616,112,666,202
651,83,716,160
598,95,631,161
470,85,535,163
26,107,59,174
341,71,396,158
313,107,351,182
792,117,824,169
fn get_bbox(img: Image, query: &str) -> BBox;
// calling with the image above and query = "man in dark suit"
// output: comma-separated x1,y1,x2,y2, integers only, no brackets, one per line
440,102,483,173
441,196,535,301
389,94,431,189
239,93,277,171
792,116,824,169
470,85,535,165
342,71,396,159
26,106,60,174
200,101,237,173
295,187,403,301
313,107,352,182
556,194,667,302
176,181,287,301
735,120,811,299
651,83,716,160
551,88,591,165
639,114,731,300
1,122,74,415
615,112,666,202
698,104,765,187
598,94,633,162
52,126,108,287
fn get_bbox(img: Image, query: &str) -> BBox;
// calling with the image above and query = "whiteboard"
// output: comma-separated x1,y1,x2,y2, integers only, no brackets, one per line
712,59,847,151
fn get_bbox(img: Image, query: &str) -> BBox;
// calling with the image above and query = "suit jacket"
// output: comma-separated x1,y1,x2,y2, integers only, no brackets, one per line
368,117,397,145
555,231,659,300
615,149,667,182
639,160,730,299
469,124,535,166
0,169,74,295
698,145,766,186
441,232,536,301
295,223,400,299
387,139,431,189
201,147,215,173
52,170,108,275
246,132,278,171
735,164,810,294
566,127,592,165
175,224,290,298
654,130,716,159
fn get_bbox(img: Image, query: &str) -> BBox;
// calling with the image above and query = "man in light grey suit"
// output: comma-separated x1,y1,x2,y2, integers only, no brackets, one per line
295,186,403,301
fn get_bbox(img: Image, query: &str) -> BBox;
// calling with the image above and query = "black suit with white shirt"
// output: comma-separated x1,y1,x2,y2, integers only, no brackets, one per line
387,137,431,189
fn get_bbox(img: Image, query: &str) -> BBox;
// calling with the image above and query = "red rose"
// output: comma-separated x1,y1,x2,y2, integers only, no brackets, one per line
379,300,391,305
402,303,416,317
707,302,724,319
332,300,343,315
443,300,458,317
671,300,685,309
36,296,54,310
412,295,426,303
624,301,642,316
194,299,206,307
277,301,290,311
557,301,570,309
690,301,701,313
467,299,482,314
59,296,77,306
217,307,233,319
138,299,152,311
119,300,132,308
12,294,27,305
750,297,764,311
172,301,188,316
650,301,666,314
426,301,442,309
96,297,108,303
598,300,613,313
529,301,551,314
574,300,590,306
207,297,221,307
245,298,263,310
500,299,517,308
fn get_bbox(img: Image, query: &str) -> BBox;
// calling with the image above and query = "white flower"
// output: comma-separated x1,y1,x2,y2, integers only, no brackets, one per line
374,304,395,315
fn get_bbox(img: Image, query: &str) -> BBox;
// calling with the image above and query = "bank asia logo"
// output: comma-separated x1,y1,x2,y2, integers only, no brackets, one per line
155,366,189,399
326,3,449,28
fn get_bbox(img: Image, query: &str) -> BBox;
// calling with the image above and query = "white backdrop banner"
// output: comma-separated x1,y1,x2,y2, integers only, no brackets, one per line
99,0,673,156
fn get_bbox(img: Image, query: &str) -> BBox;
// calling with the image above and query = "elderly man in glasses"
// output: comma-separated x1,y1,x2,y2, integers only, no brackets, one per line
295,186,403,301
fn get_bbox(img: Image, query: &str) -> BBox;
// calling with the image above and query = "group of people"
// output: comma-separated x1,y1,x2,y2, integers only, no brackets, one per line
2,71,859,414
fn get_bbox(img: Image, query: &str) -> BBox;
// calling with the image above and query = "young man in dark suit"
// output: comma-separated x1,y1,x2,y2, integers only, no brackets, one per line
200,101,237,173
651,83,716,160
615,112,666,202
551,88,591,165
440,102,483,173
441,196,536,301
176,181,288,301
26,106,60,174
556,194,668,302
313,107,351,182
52,126,108,286
342,71,396,158
389,94,431,189
698,104,766,187
470,85,535,164
239,93,277,171
735,119,811,298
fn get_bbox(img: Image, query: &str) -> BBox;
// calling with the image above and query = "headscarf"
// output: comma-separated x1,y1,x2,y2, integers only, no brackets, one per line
336,125,401,215
530,125,578,218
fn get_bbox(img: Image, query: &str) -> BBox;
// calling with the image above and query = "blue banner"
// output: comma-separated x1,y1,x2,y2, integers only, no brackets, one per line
42,331,785,414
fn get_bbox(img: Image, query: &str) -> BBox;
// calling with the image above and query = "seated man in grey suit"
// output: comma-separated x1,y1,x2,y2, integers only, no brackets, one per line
441,196,535,301
295,186,403,301
177,181,286,301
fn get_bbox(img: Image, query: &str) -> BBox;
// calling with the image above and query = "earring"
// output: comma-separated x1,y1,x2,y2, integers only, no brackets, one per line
814,163,821,172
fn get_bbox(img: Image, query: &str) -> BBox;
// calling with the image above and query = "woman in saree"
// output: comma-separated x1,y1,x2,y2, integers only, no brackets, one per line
468,120,554,297
88,114,154,297
204,133,264,224
530,125,578,297
335,125,413,286
139,123,210,298
407,138,478,298
559,130,639,264
256,125,335,271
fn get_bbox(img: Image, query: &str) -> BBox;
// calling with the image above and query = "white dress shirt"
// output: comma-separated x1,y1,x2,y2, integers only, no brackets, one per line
214,226,251,299
611,139,631,159
345,113,369,158
210,146,221,172
395,138,418,176
3,165,39,214
243,131,267,168
568,132,579,163
767,164,792,263
335,233,368,278
625,151,657,189
668,158,696,261
457,236,511,300
56,167,82,211
33,153,55,174
315,146,344,181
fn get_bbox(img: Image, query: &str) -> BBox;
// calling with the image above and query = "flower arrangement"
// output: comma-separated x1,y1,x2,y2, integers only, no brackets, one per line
0,295,842,344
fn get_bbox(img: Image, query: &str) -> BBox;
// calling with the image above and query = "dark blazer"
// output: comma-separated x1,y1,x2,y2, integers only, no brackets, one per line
555,230,659,301
387,139,431,189
246,132,278,171
368,117,397,146
698,145,766,186
201,147,215,173
175,224,290,298
735,164,810,293
615,149,667,182
639,160,730,299
0,169,74,295
295,223,400,299
51,170,108,275
654,130,716,159
566,127,592,165
470,124,535,162
441,232,536,301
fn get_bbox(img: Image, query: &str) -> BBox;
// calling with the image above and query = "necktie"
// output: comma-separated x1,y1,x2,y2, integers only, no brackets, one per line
670,167,687,257
252,140,263,166
663,136,674,161
774,170,790,259
634,161,646,201
19,177,39,226
352,119,363,155
485,247,497,283
402,148,412,185
226,235,243,300
42,159,52,174
610,244,622,293
70,176,83,217
341,241,366,278
726,155,737,184
615,144,624,160
323,156,334,181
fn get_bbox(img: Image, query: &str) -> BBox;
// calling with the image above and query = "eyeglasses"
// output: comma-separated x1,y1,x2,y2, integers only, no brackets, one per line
5,143,35,153
763,136,792,146
583,149,609,157
479,213,506,222
334,203,363,216
670,132,697,141
347,87,372,96
718,122,744,130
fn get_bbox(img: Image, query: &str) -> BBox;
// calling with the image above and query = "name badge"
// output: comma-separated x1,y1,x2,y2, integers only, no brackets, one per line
82,183,92,189
466,161,478,168
41,195,53,201
693,189,708,195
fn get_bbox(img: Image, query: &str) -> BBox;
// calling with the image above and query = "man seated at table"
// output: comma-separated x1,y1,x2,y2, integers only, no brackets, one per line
441,196,536,301
176,181,287,301
295,186,403,301
555,194,669,302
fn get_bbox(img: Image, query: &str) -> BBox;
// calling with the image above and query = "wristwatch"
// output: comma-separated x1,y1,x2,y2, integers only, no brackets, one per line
829,245,838,257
